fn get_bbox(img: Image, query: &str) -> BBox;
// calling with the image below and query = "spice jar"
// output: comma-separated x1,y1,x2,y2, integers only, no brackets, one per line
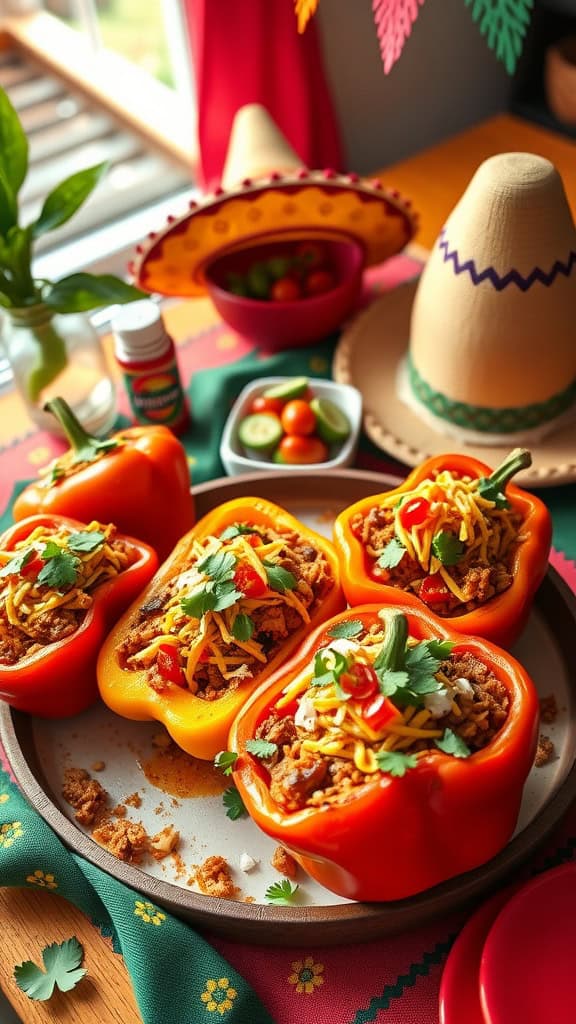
112,300,190,434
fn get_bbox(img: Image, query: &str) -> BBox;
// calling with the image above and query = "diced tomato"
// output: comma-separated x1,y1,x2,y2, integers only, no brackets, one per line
233,562,267,597
304,269,336,296
246,533,262,547
280,399,317,437
295,241,327,270
249,395,285,416
157,644,185,685
370,563,390,582
399,496,431,529
21,554,44,578
339,662,379,699
419,573,451,605
270,276,302,302
273,434,329,465
360,692,400,731
199,647,211,663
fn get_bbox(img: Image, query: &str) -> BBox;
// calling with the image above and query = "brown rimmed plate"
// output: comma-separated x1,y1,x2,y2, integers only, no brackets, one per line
1,469,575,947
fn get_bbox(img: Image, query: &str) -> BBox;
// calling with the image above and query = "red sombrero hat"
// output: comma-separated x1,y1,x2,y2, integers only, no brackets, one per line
130,104,418,297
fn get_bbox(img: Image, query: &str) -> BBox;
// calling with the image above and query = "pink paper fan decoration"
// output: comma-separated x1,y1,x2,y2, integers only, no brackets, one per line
373,0,427,74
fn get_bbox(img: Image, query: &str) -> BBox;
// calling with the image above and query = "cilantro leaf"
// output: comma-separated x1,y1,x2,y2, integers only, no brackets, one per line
0,548,34,578
231,613,255,642
14,937,86,1001
263,561,296,592
219,524,261,541
222,786,247,820
327,620,364,640
181,580,243,619
377,669,410,697
211,579,243,611
431,531,464,566
311,648,348,688
435,728,472,759
67,530,105,553
425,640,454,660
37,550,79,590
404,643,444,691
41,540,62,560
196,550,236,583
377,537,406,570
246,738,278,759
375,751,418,777
265,879,299,905
214,751,238,776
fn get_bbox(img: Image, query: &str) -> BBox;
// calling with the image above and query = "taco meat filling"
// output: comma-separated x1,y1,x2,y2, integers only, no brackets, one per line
117,522,333,700
350,467,526,615
249,616,510,812
0,521,135,665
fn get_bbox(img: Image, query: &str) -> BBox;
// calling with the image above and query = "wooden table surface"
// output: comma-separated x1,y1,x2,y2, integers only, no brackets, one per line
1,111,576,1022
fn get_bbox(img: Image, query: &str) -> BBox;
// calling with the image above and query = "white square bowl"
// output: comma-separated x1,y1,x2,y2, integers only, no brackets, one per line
219,376,363,476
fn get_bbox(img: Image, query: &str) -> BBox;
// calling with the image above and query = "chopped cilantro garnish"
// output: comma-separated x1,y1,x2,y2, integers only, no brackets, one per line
37,547,79,590
196,550,236,582
214,751,238,776
265,879,299,905
0,548,34,578
263,561,296,593
375,751,418,777
41,540,62,560
181,579,243,619
67,530,105,553
14,937,86,1001
246,738,278,759
431,531,464,566
435,728,471,759
373,615,450,707
222,786,247,820
327,620,364,640
231,613,255,642
311,648,349,689
219,524,261,541
377,669,410,697
377,537,406,570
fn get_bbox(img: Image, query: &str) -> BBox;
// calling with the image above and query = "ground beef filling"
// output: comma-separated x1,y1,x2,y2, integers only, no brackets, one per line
255,652,510,812
351,503,523,616
117,527,333,700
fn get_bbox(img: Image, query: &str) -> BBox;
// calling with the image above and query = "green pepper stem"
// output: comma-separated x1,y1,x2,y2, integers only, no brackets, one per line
486,448,532,490
44,397,117,463
375,612,408,672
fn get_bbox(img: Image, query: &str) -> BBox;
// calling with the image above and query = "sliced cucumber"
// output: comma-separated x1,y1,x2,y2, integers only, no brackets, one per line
309,397,351,444
238,412,283,453
263,377,309,401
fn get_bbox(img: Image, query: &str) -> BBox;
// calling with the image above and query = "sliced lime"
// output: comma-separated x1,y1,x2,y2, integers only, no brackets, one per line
263,377,309,401
237,412,283,453
309,397,351,443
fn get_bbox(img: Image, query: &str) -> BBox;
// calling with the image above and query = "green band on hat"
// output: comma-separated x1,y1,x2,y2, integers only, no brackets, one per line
407,356,576,433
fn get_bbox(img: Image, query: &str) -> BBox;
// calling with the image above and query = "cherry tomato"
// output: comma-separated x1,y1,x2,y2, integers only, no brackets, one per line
399,497,431,529
419,573,451,606
339,662,379,699
295,241,327,270
21,553,44,578
250,395,285,416
233,562,267,597
274,435,329,465
360,693,400,732
157,644,185,686
270,276,302,302
304,269,336,296
280,399,317,436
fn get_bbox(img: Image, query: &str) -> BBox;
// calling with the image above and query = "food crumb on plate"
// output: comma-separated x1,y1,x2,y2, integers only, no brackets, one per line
62,767,108,827
112,803,127,818
91,760,106,772
149,825,180,861
271,846,298,879
92,818,149,864
194,855,239,899
124,791,142,808
539,695,558,723
239,851,258,873
535,735,555,767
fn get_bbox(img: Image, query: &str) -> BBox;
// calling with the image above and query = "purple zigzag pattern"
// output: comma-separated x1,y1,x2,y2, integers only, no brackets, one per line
438,228,576,291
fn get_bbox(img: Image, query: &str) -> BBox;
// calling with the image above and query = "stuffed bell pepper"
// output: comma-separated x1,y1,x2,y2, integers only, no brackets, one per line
12,397,195,561
0,514,158,718
97,497,345,760
229,604,539,902
333,449,552,647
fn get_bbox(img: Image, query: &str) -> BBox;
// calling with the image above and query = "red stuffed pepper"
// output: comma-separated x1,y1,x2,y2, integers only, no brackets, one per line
229,604,539,902
333,449,552,647
0,514,158,717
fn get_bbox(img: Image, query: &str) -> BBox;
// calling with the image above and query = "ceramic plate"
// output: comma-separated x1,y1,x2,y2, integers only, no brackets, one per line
2,469,576,946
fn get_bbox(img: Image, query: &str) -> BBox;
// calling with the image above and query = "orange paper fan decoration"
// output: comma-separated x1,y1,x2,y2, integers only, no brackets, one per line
295,0,320,33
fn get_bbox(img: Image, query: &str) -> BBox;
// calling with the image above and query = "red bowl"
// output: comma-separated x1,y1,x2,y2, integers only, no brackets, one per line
204,237,365,351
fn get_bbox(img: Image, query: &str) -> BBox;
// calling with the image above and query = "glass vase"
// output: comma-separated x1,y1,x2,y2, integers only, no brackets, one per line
1,303,117,436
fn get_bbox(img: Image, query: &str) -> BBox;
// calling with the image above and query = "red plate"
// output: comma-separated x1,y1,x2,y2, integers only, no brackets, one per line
480,863,576,1024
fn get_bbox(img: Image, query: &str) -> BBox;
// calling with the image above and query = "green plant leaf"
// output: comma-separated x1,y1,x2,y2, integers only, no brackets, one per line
374,750,418,777
0,165,18,237
432,531,464,566
377,537,406,569
0,86,28,200
37,547,79,590
327,619,364,639
32,162,109,238
435,728,472,759
263,561,296,592
43,273,147,313
222,786,247,820
246,738,278,759
231,612,255,641
214,750,238,776
265,879,299,905
14,937,86,1001
0,547,34,578
67,530,106,553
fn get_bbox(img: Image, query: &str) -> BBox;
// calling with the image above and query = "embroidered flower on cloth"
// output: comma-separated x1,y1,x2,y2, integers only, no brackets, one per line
200,977,238,1014
134,899,166,926
0,821,23,848
0,793,10,804
26,869,58,889
288,956,325,994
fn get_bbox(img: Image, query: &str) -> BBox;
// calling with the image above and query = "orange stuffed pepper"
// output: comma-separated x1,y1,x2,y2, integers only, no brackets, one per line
333,449,552,648
97,497,345,760
229,605,539,902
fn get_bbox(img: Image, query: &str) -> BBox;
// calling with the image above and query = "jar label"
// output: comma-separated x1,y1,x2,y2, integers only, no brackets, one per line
122,360,187,427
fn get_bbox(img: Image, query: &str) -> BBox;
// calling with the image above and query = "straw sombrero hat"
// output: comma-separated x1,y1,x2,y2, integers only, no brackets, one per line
334,152,576,486
130,103,417,297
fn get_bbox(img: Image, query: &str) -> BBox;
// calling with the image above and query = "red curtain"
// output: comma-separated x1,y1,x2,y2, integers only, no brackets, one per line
183,0,344,190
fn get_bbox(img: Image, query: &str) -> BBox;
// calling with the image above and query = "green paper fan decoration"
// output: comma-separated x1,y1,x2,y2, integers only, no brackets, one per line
464,0,534,74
